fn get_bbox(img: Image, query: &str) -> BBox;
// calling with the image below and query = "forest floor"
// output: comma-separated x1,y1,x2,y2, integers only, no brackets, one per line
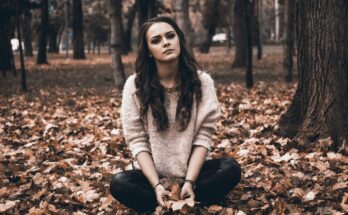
0,46,347,214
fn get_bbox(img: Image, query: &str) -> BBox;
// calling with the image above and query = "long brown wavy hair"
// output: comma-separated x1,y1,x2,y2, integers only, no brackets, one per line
134,16,202,131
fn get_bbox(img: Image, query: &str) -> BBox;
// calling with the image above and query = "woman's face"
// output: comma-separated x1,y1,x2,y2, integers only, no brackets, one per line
145,22,181,63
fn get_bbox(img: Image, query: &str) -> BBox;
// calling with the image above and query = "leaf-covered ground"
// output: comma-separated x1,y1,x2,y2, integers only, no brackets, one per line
0,47,347,214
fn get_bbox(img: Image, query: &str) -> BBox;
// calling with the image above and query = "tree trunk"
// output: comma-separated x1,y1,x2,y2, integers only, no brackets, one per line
0,0,15,75
244,0,253,88
137,0,157,28
274,0,280,42
37,0,49,64
23,10,33,57
108,0,126,88
200,0,220,54
232,0,246,68
72,0,85,59
253,0,263,60
173,0,194,56
283,0,294,82
48,25,59,53
123,2,137,53
279,0,348,151
16,0,27,90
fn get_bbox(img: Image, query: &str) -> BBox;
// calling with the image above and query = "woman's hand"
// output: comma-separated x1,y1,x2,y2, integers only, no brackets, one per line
180,182,195,201
155,185,170,207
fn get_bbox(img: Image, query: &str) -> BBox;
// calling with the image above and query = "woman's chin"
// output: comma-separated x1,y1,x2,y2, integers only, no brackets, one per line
158,54,180,63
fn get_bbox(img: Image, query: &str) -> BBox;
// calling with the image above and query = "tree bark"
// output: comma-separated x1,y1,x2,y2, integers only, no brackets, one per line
279,0,348,151
16,0,27,90
253,0,263,60
123,2,137,53
173,0,194,56
0,0,15,75
232,0,246,68
244,0,253,88
108,0,126,88
72,0,85,59
137,0,157,28
283,0,294,82
48,25,59,53
200,0,220,54
23,10,33,57
37,0,49,64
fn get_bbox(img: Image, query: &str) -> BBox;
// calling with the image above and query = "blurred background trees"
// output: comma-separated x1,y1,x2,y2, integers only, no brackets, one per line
1,0,346,149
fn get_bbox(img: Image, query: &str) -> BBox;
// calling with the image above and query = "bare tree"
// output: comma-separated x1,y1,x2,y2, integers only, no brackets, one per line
72,0,85,59
244,0,253,88
283,0,294,82
173,0,194,56
232,0,246,68
37,0,49,64
108,0,126,88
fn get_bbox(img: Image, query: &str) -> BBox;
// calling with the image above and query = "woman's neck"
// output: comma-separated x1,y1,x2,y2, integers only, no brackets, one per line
156,60,180,88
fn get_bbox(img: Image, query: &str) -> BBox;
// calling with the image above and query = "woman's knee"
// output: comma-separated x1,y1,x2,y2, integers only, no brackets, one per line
110,172,129,196
221,158,242,183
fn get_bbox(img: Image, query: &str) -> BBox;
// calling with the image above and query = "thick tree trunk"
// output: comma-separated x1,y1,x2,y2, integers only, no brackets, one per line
279,0,348,151
72,0,85,59
244,0,253,88
283,0,294,82
37,0,49,64
108,0,126,88
232,0,246,68
23,10,33,57
0,0,15,75
173,0,194,56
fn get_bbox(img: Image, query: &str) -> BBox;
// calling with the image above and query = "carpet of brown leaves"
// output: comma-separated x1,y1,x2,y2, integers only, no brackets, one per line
0,47,347,214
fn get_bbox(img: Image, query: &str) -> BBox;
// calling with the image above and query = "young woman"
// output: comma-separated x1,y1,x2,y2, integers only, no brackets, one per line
110,16,241,213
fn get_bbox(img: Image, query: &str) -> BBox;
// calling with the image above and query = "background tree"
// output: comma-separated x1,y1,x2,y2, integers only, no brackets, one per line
72,0,85,59
252,0,263,60
283,0,294,82
137,0,157,28
0,0,15,75
37,0,49,64
173,0,194,55
108,0,126,88
279,0,348,151
200,0,221,53
232,0,246,67
22,2,34,57
123,2,137,53
244,0,253,88
15,0,27,90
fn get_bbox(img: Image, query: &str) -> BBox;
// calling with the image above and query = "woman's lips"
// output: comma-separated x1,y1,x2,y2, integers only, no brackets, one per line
163,49,174,54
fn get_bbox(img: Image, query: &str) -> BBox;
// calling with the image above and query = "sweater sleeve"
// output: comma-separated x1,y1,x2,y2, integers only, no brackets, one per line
120,75,151,158
192,72,221,151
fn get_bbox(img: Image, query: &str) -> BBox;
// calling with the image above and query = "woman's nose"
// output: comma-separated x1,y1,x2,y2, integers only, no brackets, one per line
163,38,170,47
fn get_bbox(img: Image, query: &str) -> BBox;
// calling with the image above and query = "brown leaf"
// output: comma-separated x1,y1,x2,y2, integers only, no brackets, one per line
170,183,181,201
208,205,223,213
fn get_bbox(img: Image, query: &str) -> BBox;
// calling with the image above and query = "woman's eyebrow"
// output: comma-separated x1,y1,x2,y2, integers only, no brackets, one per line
151,31,175,40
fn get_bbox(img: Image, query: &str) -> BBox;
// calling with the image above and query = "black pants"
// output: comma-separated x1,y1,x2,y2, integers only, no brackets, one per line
109,157,241,212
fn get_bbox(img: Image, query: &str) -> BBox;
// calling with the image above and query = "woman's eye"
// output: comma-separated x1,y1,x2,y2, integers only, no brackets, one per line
151,38,161,44
167,33,175,39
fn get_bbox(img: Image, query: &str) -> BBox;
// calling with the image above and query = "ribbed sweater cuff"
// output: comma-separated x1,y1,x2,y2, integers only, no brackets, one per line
192,138,212,151
130,142,151,158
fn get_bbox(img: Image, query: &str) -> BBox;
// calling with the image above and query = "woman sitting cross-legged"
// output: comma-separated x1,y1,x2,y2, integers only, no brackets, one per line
109,16,241,213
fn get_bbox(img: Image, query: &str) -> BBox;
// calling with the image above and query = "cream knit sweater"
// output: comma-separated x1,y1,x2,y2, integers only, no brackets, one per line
120,71,221,179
